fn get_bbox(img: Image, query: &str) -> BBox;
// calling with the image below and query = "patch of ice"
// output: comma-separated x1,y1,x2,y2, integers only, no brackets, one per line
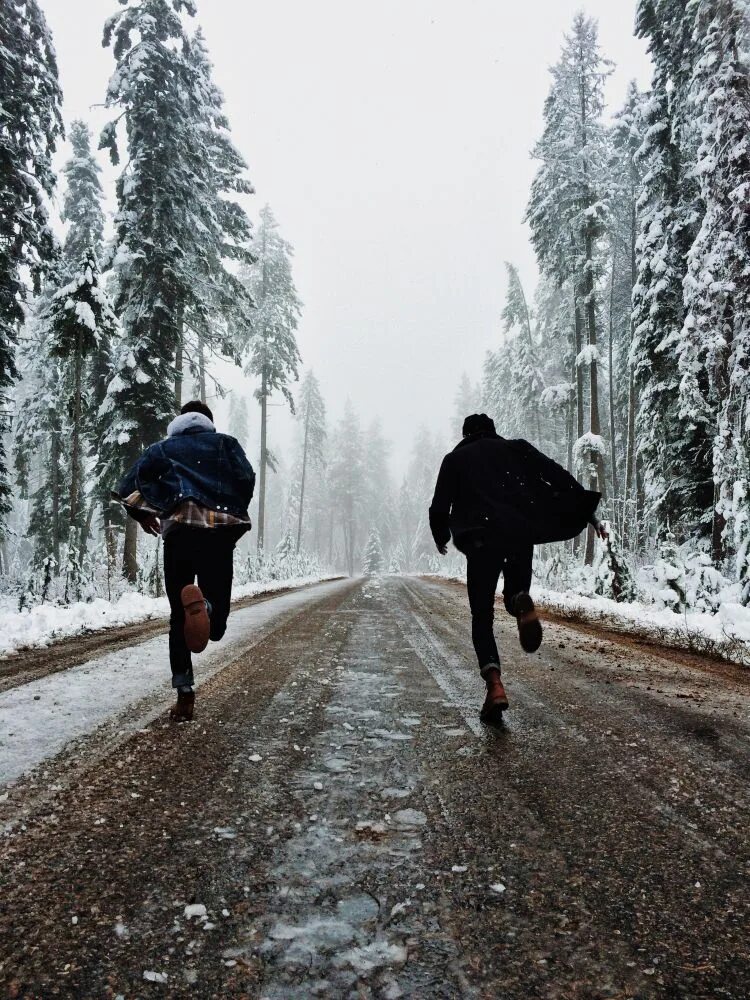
184,903,207,920
393,809,427,827
337,940,408,974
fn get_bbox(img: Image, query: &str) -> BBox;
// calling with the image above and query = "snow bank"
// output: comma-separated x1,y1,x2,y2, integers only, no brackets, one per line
430,571,750,667
0,576,336,659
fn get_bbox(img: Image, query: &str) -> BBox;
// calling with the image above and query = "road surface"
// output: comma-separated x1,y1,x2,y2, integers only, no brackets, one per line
1,576,748,999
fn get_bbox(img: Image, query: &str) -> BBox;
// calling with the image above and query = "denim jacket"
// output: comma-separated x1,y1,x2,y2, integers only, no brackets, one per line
114,412,256,518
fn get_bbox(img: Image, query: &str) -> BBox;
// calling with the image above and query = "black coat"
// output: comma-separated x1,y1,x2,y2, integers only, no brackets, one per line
429,432,600,554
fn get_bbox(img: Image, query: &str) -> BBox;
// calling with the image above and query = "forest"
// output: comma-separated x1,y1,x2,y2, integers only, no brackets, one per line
1,0,749,617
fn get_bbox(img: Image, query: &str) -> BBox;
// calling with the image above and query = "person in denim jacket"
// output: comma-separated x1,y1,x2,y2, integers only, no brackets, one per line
114,400,255,721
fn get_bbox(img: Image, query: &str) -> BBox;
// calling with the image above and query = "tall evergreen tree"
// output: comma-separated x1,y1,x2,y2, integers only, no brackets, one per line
61,121,105,272
526,14,611,562
48,248,120,544
632,0,711,544
608,81,647,536
294,371,327,553
241,205,302,551
100,1,254,578
680,0,750,595
0,0,63,533
327,401,366,575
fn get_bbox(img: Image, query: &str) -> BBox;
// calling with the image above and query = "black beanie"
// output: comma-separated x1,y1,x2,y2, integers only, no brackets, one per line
462,413,496,437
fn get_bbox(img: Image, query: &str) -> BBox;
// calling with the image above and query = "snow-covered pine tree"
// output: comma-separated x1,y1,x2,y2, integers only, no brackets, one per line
228,393,251,451
607,82,647,540
181,27,254,404
240,205,302,551
13,280,71,570
363,528,384,576
294,371,327,553
451,373,482,439
61,121,105,273
100,0,202,580
500,262,545,446
327,400,366,576
525,14,611,564
48,249,120,548
632,0,711,545
362,418,396,561
679,0,750,598
0,0,63,533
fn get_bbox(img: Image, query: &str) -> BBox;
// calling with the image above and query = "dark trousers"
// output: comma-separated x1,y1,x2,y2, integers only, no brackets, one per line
465,538,533,671
163,527,239,688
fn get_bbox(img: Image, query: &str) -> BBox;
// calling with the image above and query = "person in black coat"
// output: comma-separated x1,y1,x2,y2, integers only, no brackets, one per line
429,413,606,725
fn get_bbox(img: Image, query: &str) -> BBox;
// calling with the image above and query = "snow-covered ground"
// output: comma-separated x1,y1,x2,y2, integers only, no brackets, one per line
433,571,750,667
0,576,336,659
0,579,351,787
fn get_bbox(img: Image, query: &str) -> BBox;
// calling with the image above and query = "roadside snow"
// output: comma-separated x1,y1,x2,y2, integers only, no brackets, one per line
431,571,750,666
0,576,335,659
0,580,351,788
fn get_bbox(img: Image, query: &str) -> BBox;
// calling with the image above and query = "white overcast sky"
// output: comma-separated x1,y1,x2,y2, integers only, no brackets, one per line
40,0,652,474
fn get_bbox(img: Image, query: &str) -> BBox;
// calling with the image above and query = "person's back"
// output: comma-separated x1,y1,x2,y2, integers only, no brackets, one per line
114,400,255,722
429,413,604,726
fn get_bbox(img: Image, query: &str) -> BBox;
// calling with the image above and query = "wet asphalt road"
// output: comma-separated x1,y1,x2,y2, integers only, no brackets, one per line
1,575,748,999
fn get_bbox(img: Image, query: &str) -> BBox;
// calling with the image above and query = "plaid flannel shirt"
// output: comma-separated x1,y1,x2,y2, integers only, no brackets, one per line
122,491,250,535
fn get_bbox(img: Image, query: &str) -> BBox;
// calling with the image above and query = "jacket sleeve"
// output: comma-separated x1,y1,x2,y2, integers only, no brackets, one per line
113,446,161,522
428,454,456,548
227,438,256,506
515,439,583,493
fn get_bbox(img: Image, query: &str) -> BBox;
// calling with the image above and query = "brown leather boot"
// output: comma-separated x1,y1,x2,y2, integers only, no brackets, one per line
181,584,210,653
513,592,543,653
170,689,195,723
480,667,509,726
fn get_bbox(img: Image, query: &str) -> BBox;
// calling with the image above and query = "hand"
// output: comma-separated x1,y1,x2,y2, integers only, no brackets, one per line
437,543,448,555
595,522,610,542
141,514,161,536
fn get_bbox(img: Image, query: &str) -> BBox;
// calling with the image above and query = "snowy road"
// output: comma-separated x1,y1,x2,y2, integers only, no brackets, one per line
1,576,749,998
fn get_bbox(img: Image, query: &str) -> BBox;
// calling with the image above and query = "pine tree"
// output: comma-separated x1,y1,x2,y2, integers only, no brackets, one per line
13,284,70,568
181,27,254,404
48,248,120,545
100,0,201,580
451,373,481,439
61,121,105,272
632,0,711,545
327,400,365,576
0,0,63,532
241,205,302,551
679,0,750,597
525,14,612,564
294,371,327,553
501,262,545,444
100,1,254,579
607,82,647,538
363,528,384,576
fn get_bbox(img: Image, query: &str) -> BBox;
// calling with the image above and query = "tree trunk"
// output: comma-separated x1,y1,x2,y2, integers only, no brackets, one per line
607,256,619,504
175,329,184,410
123,515,138,583
50,429,61,565
257,372,268,552
296,401,311,554
197,333,207,405
69,330,83,531
583,229,606,568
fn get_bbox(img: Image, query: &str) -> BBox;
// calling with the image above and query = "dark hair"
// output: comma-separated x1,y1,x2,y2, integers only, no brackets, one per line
181,399,214,423
462,413,496,437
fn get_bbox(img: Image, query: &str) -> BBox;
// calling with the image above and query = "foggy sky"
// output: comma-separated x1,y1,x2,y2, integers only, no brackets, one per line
40,0,652,474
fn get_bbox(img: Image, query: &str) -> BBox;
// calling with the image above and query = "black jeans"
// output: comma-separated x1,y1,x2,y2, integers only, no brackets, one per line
465,537,533,671
163,527,240,688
